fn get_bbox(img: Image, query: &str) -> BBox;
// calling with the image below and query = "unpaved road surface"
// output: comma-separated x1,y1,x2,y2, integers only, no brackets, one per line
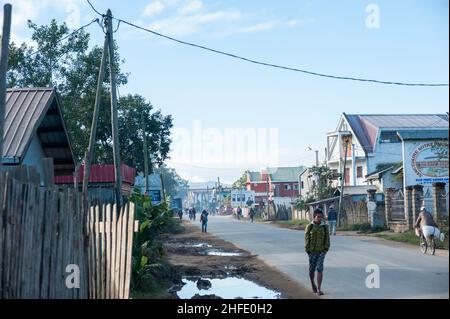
160,221,317,299
195,215,449,299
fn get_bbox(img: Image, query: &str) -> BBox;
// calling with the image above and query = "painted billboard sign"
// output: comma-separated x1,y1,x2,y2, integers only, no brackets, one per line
403,140,449,186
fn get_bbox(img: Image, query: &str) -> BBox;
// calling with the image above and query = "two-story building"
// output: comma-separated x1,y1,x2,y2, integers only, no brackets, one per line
326,113,449,191
246,166,305,206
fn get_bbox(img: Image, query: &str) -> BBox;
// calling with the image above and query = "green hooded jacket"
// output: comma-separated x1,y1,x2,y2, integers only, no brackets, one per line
305,221,330,253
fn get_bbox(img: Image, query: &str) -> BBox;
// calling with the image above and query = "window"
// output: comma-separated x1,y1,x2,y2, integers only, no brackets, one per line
380,131,401,143
284,184,291,190
345,168,350,185
294,184,299,190
301,181,304,189
357,166,363,178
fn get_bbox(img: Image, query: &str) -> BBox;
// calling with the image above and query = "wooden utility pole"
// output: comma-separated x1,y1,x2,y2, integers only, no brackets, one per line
0,4,12,170
106,9,122,208
141,111,149,194
337,137,350,227
82,35,108,203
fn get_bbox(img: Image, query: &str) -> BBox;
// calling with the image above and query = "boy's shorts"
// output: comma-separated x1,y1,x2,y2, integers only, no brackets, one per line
308,252,326,272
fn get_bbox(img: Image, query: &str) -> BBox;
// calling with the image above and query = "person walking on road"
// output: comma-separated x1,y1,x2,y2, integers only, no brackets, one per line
327,205,337,236
192,207,197,221
249,207,255,223
200,209,209,233
305,208,330,296
236,206,242,220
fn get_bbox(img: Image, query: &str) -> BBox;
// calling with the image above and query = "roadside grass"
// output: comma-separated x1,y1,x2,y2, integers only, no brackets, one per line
375,230,449,250
272,219,310,227
337,223,388,234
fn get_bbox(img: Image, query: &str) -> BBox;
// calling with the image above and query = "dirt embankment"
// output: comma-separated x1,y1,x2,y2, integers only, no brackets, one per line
158,220,317,299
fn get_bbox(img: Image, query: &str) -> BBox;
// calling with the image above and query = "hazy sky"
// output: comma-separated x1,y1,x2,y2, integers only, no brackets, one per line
2,0,449,184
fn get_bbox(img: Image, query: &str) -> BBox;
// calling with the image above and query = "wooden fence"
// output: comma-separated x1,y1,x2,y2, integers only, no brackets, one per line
0,166,137,299
87,202,137,299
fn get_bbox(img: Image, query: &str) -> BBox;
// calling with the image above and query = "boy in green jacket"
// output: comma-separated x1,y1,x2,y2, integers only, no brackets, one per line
305,208,330,296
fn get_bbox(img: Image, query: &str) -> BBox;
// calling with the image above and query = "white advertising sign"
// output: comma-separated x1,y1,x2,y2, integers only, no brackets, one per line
403,140,449,187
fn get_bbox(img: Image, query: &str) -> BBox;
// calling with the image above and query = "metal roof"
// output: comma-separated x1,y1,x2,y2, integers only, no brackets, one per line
344,114,449,153
3,87,75,175
267,166,305,182
54,164,136,185
397,130,449,140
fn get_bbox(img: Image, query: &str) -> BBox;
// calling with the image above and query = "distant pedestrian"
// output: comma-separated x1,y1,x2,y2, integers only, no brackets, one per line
200,209,209,233
305,208,330,296
236,206,242,220
249,207,255,223
327,205,337,236
178,209,183,220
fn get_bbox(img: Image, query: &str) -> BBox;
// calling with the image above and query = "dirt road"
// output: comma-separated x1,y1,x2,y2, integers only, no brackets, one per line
159,220,317,299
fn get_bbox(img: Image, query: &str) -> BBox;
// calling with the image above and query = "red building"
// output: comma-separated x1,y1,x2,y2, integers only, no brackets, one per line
246,166,305,205
55,164,136,200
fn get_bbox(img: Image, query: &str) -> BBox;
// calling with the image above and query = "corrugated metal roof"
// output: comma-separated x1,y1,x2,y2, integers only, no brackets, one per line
3,87,75,174
267,166,305,182
248,171,262,182
397,130,449,140
3,88,53,158
54,164,136,185
345,114,449,153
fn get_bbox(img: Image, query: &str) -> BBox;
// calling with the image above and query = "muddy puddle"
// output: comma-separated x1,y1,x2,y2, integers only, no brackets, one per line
177,276,282,299
203,249,243,257
189,243,212,248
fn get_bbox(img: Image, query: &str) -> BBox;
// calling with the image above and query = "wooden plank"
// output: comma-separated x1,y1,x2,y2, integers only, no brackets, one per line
88,205,95,299
105,203,110,298
47,188,59,298
33,184,45,298
2,177,12,298
114,204,124,299
21,182,33,298
6,178,16,298
87,205,95,299
42,158,54,187
0,173,4,294
110,203,117,299
123,202,135,299
11,178,24,298
101,202,107,299
40,188,52,299
119,203,129,299
94,204,101,298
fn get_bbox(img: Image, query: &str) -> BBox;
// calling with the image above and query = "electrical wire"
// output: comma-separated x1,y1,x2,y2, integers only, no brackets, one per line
117,19,448,87
30,18,99,56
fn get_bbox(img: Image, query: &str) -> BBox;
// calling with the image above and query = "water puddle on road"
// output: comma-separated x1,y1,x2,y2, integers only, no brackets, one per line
188,243,213,248
204,249,243,257
177,277,282,299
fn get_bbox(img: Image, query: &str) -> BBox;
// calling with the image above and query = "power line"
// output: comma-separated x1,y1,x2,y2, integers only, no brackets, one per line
85,1,448,86
116,18,449,87
86,0,103,17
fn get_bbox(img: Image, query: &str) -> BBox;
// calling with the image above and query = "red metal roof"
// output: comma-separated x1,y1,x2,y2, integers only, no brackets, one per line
54,164,136,185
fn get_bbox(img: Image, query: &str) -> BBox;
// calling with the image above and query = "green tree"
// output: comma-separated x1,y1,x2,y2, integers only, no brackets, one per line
295,165,338,210
7,19,172,167
232,171,248,189
153,164,189,200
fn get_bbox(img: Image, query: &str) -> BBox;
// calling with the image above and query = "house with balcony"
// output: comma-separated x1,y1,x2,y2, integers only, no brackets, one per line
326,113,449,192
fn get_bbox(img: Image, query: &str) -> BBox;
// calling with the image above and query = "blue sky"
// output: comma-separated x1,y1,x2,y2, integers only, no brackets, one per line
2,0,449,184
